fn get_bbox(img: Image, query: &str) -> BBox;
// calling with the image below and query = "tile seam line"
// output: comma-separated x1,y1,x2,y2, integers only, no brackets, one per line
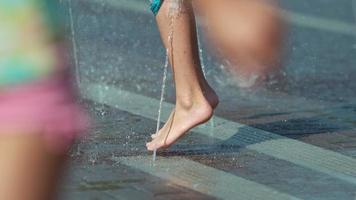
80,83,356,186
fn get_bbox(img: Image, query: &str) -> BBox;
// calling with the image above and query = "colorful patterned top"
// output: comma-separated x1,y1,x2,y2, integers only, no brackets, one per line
0,0,65,87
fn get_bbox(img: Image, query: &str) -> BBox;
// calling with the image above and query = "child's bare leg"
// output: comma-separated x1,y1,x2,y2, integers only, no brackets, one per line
147,0,218,151
0,132,67,200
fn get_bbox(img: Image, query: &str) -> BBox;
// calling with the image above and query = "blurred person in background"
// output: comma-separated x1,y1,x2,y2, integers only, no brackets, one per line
0,1,87,199
147,0,284,151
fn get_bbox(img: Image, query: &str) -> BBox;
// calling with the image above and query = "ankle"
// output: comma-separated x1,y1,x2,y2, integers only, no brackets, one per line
176,95,195,110
176,93,209,110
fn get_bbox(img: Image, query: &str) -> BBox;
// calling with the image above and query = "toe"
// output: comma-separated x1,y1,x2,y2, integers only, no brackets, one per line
146,141,156,151
147,139,165,151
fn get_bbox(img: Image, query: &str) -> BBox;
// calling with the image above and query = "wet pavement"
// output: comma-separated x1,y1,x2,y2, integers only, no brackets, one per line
59,0,356,199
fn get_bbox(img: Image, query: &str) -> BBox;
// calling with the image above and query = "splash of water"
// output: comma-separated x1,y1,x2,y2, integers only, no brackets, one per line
153,50,169,163
168,0,184,15
209,115,215,139
353,0,356,23
89,143,99,165
68,0,81,87
196,26,206,77
197,21,215,138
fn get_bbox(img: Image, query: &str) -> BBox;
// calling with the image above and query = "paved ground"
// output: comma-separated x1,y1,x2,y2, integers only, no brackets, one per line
59,0,356,199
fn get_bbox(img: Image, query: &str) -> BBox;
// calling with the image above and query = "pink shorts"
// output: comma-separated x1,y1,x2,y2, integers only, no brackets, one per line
0,76,89,153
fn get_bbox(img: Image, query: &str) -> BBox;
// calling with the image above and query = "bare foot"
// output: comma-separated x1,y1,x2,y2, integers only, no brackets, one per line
151,84,218,139
147,86,218,151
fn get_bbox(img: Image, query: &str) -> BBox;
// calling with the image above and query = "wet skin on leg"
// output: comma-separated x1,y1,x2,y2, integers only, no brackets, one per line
147,0,219,151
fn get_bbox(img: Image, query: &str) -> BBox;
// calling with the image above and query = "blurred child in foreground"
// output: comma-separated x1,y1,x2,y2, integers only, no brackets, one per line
0,1,87,199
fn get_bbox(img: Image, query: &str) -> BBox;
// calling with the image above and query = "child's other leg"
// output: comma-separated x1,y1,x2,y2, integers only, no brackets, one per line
195,0,284,87
0,133,67,200
147,0,218,151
